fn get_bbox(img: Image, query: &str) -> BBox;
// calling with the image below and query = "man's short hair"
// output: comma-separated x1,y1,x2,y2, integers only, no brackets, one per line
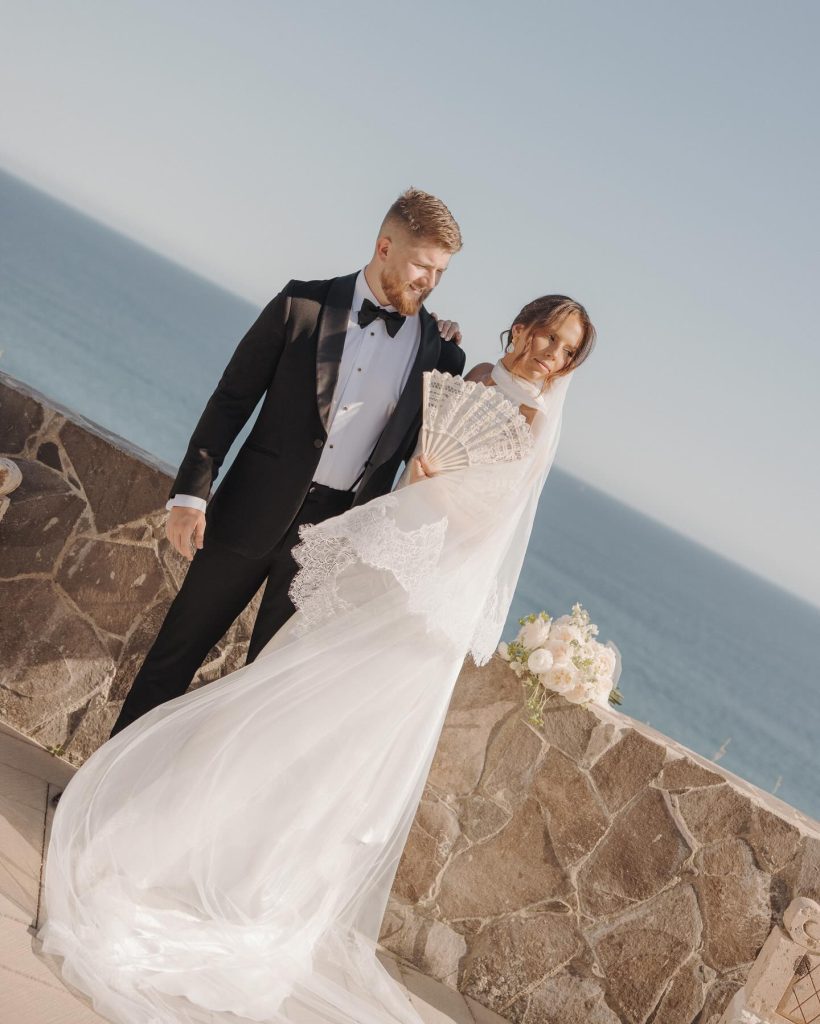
381,188,463,253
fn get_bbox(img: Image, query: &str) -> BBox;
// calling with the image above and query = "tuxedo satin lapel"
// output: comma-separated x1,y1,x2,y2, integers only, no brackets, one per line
363,307,441,474
315,272,358,432
417,306,444,372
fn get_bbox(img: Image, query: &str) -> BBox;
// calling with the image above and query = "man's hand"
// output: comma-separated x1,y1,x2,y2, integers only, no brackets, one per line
166,506,206,561
431,313,462,345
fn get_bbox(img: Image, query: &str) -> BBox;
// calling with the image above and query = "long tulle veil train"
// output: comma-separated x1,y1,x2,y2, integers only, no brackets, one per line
35,359,572,1024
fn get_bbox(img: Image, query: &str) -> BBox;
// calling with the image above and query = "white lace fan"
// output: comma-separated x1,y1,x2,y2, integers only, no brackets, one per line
420,370,534,473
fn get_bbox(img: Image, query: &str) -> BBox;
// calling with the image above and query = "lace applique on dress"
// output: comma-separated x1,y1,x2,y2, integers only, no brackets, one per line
468,581,514,666
288,498,449,635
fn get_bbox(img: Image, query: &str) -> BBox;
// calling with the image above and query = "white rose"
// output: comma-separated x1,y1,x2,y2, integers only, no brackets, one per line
497,641,511,661
593,645,617,678
527,648,554,674
544,659,577,694
517,615,552,649
550,618,584,646
563,681,592,705
545,637,571,661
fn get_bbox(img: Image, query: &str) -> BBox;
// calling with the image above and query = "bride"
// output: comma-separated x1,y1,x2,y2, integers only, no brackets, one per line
35,294,596,1024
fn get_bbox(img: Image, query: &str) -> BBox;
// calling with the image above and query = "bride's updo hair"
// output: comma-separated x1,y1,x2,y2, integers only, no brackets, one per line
501,295,596,386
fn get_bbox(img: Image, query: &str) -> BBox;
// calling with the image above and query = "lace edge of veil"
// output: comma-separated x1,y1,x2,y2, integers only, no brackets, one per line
287,497,507,666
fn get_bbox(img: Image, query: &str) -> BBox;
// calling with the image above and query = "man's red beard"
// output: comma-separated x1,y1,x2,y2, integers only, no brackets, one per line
380,266,431,316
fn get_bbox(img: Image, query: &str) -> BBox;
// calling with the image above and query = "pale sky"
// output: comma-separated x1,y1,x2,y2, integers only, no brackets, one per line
1,0,818,606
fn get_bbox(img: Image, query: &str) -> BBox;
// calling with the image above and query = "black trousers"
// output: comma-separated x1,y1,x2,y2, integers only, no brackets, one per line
109,482,355,738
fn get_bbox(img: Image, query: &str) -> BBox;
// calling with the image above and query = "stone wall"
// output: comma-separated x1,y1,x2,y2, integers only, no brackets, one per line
383,656,820,1024
0,371,262,760
3,371,819,1024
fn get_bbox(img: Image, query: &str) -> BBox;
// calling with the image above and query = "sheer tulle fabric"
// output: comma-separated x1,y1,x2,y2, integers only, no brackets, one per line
35,361,571,1024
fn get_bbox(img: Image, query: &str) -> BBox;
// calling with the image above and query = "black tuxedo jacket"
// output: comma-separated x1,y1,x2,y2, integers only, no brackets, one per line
168,270,466,558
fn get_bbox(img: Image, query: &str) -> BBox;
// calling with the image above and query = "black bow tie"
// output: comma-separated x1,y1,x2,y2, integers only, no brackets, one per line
357,298,406,338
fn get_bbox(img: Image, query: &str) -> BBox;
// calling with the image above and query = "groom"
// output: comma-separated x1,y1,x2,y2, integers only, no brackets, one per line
109,188,465,738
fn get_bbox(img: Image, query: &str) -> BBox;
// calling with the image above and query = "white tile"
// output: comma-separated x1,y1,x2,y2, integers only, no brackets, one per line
0,963,109,1023
399,964,475,1024
0,916,111,1021
0,888,33,927
0,722,75,789
376,946,411,987
0,915,62,991
0,760,48,922
33,782,62,932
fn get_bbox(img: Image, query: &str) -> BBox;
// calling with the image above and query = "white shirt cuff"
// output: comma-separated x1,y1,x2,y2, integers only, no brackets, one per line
166,494,207,513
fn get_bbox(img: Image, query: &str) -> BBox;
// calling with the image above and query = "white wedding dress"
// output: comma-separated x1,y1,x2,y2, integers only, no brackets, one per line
35,359,572,1024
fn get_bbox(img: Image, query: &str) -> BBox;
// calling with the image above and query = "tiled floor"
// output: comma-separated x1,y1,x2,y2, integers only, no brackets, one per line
0,719,105,1022
0,719,507,1024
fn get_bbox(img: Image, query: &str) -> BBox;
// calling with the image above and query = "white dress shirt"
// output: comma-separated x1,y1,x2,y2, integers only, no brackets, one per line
166,270,421,512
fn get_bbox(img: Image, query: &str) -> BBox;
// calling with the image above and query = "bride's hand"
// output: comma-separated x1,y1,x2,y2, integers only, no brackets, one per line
407,454,437,484
430,313,462,345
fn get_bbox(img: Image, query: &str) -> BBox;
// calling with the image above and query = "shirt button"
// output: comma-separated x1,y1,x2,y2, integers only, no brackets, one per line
370,331,375,336
313,438,324,448
357,367,362,372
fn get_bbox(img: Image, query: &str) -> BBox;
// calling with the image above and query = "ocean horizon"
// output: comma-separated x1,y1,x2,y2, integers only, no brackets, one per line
2,166,818,821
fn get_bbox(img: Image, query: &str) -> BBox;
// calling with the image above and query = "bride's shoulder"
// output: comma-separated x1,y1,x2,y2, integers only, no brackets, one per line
463,362,497,387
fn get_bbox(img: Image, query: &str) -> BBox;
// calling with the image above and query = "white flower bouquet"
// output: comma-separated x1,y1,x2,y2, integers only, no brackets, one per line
497,602,623,726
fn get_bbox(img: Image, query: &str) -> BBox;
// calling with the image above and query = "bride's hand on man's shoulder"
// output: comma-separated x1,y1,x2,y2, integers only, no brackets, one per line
430,313,462,345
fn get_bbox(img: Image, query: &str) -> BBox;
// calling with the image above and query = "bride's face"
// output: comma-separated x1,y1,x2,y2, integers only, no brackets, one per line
508,313,584,382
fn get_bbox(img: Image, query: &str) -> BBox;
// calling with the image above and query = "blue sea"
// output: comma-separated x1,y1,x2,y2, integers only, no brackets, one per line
2,167,818,821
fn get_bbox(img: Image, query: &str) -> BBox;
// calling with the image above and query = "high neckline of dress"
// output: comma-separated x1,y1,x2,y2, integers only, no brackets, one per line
490,359,551,413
